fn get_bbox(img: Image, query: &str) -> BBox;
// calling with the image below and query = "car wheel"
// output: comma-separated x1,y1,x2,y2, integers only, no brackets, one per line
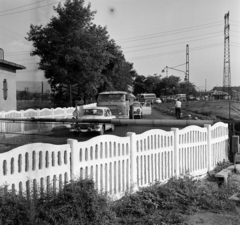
99,125,104,135
110,124,115,132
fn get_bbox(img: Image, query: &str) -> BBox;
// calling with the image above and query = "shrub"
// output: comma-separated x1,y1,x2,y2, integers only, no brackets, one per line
0,179,116,225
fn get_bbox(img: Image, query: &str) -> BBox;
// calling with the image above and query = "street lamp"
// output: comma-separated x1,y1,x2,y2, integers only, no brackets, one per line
162,66,187,80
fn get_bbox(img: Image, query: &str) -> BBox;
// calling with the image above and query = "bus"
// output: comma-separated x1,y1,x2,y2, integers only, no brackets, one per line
175,94,186,101
97,91,135,119
137,93,156,103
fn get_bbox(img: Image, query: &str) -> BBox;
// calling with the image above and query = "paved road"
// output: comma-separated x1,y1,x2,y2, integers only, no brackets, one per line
50,108,176,142
144,107,175,120
0,108,177,152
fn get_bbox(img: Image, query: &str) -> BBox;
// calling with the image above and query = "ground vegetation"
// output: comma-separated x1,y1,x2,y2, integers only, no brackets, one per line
0,161,239,224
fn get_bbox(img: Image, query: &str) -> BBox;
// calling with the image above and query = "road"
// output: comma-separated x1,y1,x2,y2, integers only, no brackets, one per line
0,107,176,152
50,108,176,141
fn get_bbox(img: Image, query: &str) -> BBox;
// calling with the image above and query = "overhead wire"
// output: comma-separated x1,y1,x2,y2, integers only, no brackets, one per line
124,34,223,53
0,0,64,17
117,21,223,43
0,0,46,14
123,31,222,49
127,43,223,61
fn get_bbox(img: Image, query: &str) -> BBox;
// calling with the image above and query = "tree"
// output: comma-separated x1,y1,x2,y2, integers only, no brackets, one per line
133,74,161,96
26,0,133,106
179,81,197,96
157,75,181,96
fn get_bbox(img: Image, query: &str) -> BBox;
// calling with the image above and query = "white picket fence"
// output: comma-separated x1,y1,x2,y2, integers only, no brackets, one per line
0,103,96,135
0,122,229,199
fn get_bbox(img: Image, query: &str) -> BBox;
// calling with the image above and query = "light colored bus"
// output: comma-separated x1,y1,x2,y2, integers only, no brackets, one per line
137,93,156,103
175,94,186,101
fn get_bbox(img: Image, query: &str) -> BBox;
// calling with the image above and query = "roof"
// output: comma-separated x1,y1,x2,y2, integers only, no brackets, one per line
212,90,229,96
0,59,26,70
84,106,110,110
99,91,128,95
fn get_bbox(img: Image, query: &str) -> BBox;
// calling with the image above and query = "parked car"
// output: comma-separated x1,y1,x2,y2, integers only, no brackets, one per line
130,101,152,119
130,101,143,119
154,98,162,104
70,107,115,135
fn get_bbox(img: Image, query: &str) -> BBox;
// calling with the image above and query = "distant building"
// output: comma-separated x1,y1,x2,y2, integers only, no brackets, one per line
0,48,26,112
211,90,229,100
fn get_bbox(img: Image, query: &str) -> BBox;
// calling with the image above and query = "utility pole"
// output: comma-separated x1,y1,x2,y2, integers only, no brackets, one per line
185,44,189,109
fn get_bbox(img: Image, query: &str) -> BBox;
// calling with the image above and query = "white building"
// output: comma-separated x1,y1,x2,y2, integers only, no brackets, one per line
0,48,25,111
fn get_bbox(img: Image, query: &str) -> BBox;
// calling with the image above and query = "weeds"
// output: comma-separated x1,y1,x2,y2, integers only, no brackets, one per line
0,161,239,225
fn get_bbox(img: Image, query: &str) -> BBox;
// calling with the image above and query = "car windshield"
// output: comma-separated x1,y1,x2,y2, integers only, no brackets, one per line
132,103,140,107
83,109,103,116
98,94,125,102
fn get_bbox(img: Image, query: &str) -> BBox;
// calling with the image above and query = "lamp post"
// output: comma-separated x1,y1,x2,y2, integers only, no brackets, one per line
162,66,168,77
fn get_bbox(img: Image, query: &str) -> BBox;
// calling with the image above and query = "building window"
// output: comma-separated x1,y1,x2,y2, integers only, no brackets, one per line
3,79,8,100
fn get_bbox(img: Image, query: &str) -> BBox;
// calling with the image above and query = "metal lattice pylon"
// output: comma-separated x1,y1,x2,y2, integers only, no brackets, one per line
223,11,231,92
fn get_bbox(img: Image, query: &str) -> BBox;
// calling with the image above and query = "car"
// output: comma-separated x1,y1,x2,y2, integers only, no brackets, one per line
154,98,162,104
70,107,115,135
130,101,143,119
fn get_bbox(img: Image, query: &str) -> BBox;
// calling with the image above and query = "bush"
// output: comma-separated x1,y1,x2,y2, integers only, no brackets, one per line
0,179,116,225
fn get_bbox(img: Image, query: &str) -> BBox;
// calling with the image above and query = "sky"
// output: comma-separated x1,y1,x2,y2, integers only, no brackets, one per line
0,0,240,91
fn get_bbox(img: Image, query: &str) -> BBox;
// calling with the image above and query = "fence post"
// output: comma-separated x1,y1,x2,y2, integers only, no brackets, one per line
171,128,179,178
64,107,67,119
20,110,24,134
2,111,6,135
51,108,54,129
204,124,212,171
232,136,239,163
127,132,138,192
67,139,79,181
37,109,40,133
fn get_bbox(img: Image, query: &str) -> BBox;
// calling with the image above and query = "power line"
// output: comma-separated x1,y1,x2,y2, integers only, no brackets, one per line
127,43,223,61
123,31,222,49
124,34,222,53
117,21,223,43
0,0,46,14
0,0,64,17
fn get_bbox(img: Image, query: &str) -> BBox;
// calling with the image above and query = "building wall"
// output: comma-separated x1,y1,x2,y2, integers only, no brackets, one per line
0,66,16,111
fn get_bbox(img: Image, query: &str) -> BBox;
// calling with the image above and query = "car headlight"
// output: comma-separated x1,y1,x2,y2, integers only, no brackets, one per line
73,110,78,117
137,109,140,113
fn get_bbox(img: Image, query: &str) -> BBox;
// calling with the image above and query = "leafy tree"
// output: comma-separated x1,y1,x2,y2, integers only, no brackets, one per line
157,75,181,96
133,75,148,95
26,0,133,106
179,81,197,95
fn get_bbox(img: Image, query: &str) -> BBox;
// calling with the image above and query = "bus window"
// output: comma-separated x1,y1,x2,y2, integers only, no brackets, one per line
98,94,125,102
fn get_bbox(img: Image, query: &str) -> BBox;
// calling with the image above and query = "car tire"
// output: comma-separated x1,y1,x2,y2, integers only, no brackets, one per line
99,125,104,135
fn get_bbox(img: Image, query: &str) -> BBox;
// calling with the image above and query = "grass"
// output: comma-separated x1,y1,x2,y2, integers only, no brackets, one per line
0,160,239,225
154,100,240,120
17,100,54,111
